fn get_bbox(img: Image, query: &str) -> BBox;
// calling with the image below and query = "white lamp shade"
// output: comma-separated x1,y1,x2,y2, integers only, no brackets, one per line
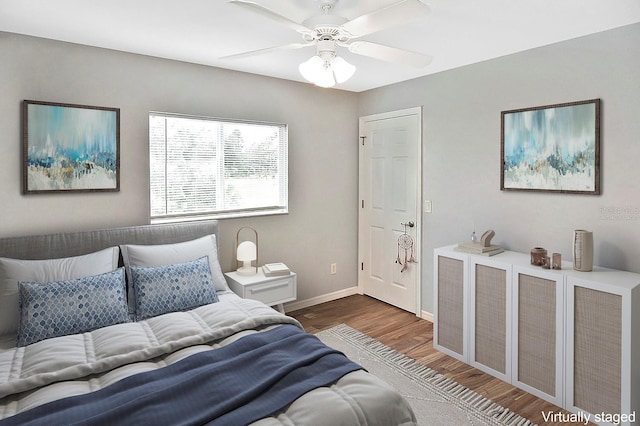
237,241,257,261
299,54,355,88
315,65,336,88
298,56,324,83
331,56,356,83
236,240,257,275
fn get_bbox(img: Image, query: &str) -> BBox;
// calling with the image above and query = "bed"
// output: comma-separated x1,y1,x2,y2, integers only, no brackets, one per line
0,221,416,425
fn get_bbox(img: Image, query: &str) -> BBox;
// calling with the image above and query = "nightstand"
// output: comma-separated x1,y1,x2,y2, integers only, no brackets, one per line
224,269,297,313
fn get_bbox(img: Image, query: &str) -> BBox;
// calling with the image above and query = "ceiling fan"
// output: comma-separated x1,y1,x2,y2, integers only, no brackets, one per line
224,0,433,87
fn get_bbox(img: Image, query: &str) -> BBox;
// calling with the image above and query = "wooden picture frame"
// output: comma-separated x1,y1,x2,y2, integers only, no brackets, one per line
501,99,600,194
23,100,120,194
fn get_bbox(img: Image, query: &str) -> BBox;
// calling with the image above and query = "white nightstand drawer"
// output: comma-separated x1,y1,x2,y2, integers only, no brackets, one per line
224,270,297,311
245,277,296,305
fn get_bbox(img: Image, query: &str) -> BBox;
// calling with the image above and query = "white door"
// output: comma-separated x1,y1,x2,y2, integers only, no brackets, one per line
358,107,421,314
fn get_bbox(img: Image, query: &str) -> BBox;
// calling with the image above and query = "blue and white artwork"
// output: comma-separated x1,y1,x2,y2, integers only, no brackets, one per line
25,102,119,192
502,100,599,194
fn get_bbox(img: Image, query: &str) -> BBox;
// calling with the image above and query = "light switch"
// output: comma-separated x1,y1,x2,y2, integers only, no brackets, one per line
424,200,432,213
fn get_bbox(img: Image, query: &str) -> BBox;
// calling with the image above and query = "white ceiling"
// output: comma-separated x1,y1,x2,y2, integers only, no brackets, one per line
2,0,640,92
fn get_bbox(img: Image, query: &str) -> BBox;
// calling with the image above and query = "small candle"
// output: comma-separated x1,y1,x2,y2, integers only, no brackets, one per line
542,256,550,269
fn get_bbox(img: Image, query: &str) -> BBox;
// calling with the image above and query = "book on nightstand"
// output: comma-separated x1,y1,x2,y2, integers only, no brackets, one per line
262,263,291,277
455,242,504,256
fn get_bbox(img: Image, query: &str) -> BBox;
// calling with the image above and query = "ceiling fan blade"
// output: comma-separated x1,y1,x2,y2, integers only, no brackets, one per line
230,0,312,34
347,41,432,67
342,0,430,37
220,42,313,60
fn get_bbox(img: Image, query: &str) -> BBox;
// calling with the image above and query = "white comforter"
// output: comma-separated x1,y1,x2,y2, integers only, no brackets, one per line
0,299,416,425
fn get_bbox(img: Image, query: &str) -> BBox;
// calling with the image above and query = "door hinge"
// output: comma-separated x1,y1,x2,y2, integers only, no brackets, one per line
361,262,364,271
360,136,366,146
361,200,364,208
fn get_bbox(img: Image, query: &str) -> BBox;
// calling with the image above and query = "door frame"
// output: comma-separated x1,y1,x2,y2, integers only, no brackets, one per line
357,106,423,316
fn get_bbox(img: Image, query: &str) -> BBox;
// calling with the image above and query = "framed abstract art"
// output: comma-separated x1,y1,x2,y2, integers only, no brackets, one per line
501,99,600,195
23,100,120,194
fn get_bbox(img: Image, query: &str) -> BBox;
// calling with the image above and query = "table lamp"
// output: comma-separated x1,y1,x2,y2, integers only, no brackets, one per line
236,226,258,275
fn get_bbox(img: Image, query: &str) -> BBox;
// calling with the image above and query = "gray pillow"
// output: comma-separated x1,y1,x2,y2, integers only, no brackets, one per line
0,247,119,338
121,234,228,316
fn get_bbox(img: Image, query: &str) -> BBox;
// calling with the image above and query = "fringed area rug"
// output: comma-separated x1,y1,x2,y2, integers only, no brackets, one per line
316,324,536,426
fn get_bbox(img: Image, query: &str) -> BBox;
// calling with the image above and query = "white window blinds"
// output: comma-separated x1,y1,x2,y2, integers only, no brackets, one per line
149,113,288,221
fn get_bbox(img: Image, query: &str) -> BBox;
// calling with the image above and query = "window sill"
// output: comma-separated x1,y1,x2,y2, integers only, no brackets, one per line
150,208,288,225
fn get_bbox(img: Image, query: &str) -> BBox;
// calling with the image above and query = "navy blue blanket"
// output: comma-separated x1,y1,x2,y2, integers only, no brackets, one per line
1,325,363,426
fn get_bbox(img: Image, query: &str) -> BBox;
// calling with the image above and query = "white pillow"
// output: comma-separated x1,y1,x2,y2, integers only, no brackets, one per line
0,247,120,337
121,234,228,315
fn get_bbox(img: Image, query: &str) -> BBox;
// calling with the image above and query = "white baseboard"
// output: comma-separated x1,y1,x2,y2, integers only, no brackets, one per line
283,287,434,324
283,286,361,313
421,310,433,322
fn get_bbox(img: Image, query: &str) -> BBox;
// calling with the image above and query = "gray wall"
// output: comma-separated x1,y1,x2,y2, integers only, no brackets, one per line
358,23,640,312
0,32,360,303
3,23,639,314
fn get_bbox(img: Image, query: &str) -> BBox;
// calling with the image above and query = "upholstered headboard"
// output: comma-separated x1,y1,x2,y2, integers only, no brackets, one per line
0,221,220,261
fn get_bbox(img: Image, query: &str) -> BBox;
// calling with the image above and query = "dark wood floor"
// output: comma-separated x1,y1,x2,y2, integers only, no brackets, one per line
288,294,587,426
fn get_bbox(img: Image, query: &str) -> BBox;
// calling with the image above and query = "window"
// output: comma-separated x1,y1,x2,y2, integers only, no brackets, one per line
149,112,288,221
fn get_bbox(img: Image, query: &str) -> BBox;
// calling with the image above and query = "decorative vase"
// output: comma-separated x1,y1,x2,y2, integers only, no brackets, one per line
530,247,547,266
573,230,593,272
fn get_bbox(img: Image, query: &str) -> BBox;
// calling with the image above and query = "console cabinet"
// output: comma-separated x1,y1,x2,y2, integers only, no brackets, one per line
433,245,640,426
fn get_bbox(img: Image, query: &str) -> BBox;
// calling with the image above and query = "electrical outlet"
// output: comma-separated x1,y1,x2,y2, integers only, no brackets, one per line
330,263,337,274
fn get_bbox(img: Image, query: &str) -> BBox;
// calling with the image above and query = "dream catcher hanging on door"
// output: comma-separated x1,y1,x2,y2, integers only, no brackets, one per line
396,222,415,273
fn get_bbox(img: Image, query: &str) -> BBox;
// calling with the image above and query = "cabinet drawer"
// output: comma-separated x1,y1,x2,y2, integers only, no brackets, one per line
435,254,466,359
245,276,296,305
512,267,564,407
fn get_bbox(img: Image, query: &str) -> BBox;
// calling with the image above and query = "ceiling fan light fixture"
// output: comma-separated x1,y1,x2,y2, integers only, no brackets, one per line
315,63,336,87
298,54,355,88
298,55,324,83
229,0,433,88
330,56,356,84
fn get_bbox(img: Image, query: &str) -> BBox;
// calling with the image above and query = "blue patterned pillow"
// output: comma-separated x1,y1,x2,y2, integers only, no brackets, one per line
17,268,129,347
130,256,219,320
